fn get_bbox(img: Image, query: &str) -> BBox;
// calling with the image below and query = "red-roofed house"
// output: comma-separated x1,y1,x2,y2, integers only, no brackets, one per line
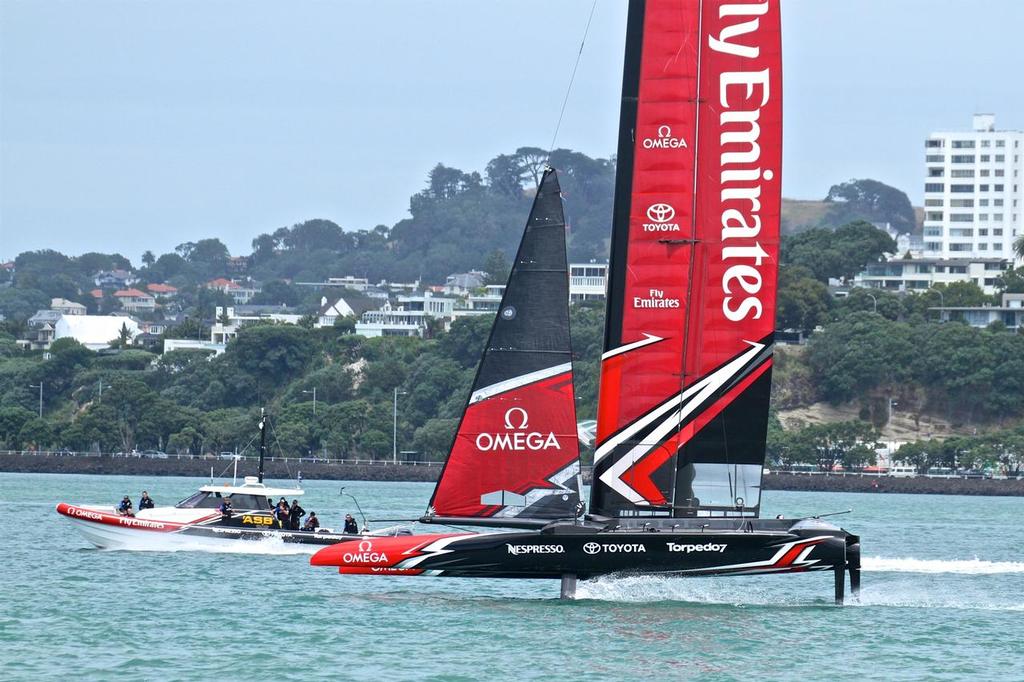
89,289,103,299
205,278,260,304
146,282,178,299
114,288,156,314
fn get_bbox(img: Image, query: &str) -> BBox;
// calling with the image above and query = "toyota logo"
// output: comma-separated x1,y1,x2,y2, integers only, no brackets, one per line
646,203,675,223
583,542,601,555
358,540,373,552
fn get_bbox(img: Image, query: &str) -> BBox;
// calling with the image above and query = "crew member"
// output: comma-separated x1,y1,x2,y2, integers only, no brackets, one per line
302,512,320,532
289,499,305,530
274,500,289,529
343,513,359,535
117,496,134,516
219,498,233,520
138,491,155,510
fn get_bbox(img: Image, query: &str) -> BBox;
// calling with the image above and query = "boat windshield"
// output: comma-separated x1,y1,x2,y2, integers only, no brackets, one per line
175,491,223,509
175,492,273,510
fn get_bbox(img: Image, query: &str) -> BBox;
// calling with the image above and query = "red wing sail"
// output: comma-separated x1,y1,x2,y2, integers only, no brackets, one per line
592,0,781,517
427,169,582,520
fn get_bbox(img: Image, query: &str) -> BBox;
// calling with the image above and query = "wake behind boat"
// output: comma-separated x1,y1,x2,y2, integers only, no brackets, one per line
311,0,862,603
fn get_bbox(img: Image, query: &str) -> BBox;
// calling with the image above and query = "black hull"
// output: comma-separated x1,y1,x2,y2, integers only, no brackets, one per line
313,517,861,602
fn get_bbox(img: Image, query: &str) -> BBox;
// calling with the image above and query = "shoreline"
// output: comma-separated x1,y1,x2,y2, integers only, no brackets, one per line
3,453,1023,496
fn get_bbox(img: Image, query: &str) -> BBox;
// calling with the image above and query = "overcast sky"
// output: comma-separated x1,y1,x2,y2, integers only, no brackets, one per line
2,0,1022,263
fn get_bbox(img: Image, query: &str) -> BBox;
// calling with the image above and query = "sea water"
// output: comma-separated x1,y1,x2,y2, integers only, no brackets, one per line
2,472,1022,680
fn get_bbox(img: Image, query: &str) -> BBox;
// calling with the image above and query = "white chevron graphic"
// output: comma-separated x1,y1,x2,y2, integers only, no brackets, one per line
598,341,765,504
601,333,665,360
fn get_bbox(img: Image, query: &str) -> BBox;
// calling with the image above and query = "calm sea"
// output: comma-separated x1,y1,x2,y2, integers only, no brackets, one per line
2,472,1022,681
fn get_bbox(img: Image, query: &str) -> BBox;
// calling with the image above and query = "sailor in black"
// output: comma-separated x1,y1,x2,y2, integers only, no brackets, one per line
343,514,359,534
117,496,133,516
289,500,305,530
138,491,154,510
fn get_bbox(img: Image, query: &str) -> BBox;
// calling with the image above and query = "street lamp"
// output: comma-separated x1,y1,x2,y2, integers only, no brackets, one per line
98,380,111,398
931,286,945,322
28,383,43,418
302,387,317,415
865,292,878,313
393,388,407,463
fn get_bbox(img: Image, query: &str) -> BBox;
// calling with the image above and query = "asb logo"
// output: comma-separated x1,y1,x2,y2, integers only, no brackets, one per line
583,542,601,555
475,407,561,453
642,125,688,150
341,539,390,564
642,203,681,232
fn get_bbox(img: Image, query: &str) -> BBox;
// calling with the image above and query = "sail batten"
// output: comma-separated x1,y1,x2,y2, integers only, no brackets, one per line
428,169,582,521
592,0,782,518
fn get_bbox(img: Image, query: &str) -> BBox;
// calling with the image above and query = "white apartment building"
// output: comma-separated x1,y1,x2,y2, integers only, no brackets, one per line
922,114,1024,260
569,262,608,303
853,257,1010,296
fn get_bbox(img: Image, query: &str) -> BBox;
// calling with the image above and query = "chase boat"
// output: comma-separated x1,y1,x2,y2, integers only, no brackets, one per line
56,476,374,549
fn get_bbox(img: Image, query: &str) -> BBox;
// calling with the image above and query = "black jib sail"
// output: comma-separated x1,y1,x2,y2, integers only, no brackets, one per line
426,168,583,520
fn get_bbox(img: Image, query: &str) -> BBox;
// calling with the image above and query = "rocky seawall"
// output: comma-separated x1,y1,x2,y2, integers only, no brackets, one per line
3,453,1023,496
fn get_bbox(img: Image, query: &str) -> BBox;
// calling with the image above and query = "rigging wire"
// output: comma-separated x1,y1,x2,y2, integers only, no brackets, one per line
547,0,599,157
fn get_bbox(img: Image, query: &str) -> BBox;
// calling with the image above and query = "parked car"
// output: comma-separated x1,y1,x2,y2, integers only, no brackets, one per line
218,452,240,460
142,450,169,459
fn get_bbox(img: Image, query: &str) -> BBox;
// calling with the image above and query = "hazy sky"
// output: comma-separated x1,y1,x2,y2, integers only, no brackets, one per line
2,0,1023,263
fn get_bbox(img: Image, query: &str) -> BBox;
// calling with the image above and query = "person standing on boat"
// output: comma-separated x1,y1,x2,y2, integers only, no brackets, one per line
138,491,154,510
117,496,133,516
343,514,359,534
302,512,319,532
274,499,289,529
289,499,305,530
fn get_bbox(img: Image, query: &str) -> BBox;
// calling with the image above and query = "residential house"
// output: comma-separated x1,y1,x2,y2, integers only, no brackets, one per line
146,282,178,299
163,338,227,356
226,255,250,273
569,262,608,303
294,275,371,292
933,293,1024,330
315,296,356,328
113,288,156,314
210,305,303,344
355,302,428,337
94,269,138,289
26,309,61,350
205,278,261,304
50,298,86,316
853,257,1011,296
443,270,487,295
453,285,504,319
54,315,141,351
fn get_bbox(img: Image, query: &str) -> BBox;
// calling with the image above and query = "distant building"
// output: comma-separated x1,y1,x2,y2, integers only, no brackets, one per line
933,293,1024,330
922,114,1024,260
397,291,456,318
94,269,137,289
444,270,488,295
453,285,505,319
226,255,250,273
54,315,140,351
163,339,226,356
211,305,303,344
294,275,371,292
853,257,1011,295
355,302,427,338
315,296,357,328
569,262,608,303
50,298,86,316
146,282,178,298
205,278,261,304
113,288,156,314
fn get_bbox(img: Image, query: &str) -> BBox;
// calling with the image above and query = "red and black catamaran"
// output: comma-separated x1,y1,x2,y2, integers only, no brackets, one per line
312,0,860,602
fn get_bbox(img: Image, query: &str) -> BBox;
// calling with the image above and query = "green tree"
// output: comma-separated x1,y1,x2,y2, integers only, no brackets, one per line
823,179,916,234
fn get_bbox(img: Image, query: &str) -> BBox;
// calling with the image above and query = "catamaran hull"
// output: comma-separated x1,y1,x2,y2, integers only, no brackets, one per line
311,522,861,601
56,503,362,550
